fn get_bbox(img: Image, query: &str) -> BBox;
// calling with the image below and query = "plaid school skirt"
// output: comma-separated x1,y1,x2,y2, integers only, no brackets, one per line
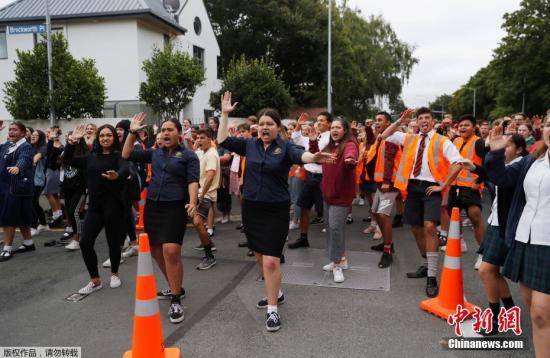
502,240,550,294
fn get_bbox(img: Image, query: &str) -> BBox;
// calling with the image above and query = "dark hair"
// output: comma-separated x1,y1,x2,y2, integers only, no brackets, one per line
162,118,183,133
376,111,392,122
208,116,220,126
183,118,192,125
509,134,529,157
318,111,333,122
26,126,34,133
247,115,258,124
93,124,121,153
32,129,46,149
51,125,62,135
198,128,213,139
324,118,355,158
458,114,476,126
415,107,433,118
10,121,26,133
237,123,250,131
480,121,490,126
257,108,282,127
519,123,533,133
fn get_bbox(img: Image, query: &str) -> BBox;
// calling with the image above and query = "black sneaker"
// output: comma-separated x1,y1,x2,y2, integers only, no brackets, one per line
310,217,324,225
0,250,12,262
288,238,309,249
48,216,63,228
246,249,254,257
235,224,243,230
438,233,448,247
378,252,393,268
59,231,74,242
157,288,186,300
371,243,395,253
257,294,285,309
168,302,185,324
362,216,372,222
265,311,281,332
406,265,428,278
426,276,439,297
194,243,217,251
44,239,58,247
346,215,353,224
238,241,249,248
196,256,216,270
13,243,36,254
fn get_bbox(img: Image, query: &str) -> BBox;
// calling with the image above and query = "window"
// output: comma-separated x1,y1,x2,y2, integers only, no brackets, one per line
194,17,202,36
0,30,7,59
193,45,204,68
33,27,64,46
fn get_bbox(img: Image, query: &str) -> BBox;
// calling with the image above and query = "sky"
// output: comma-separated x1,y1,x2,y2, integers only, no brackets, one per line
0,0,522,108
347,0,522,107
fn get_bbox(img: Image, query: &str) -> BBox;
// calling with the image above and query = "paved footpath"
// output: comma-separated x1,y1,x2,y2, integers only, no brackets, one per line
0,203,532,358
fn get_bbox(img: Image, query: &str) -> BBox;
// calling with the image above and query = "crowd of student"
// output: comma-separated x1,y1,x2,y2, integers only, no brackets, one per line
0,98,548,356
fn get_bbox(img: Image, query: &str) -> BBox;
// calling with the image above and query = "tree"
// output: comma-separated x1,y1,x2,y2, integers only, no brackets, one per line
429,94,453,119
3,33,106,119
139,44,205,118
210,56,293,117
449,0,549,119
205,0,417,119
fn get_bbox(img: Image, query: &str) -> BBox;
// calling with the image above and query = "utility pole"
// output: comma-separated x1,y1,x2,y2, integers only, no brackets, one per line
327,0,332,113
472,88,476,117
45,0,55,126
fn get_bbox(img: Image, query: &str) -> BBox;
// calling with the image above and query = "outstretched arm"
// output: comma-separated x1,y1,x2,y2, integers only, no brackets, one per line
380,108,415,140
218,91,238,144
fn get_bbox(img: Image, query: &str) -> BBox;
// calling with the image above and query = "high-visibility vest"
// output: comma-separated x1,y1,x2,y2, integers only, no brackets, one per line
394,132,450,195
373,139,402,183
356,142,365,184
361,140,380,182
453,135,483,189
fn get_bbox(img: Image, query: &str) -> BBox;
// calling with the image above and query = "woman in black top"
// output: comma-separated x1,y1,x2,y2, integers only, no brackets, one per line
123,114,199,324
64,124,129,295
218,92,333,332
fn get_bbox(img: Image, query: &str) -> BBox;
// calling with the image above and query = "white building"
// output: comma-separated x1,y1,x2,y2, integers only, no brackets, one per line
0,0,221,123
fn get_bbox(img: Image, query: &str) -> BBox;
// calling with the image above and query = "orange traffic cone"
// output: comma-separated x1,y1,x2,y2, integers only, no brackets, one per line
419,207,479,320
135,189,147,231
123,234,180,358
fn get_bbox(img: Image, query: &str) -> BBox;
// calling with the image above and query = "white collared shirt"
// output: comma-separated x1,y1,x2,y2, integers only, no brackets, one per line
487,156,523,226
291,130,330,174
386,129,463,183
7,138,27,154
515,150,550,246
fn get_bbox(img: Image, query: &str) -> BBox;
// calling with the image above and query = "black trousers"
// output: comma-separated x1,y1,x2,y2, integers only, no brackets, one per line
125,206,137,242
63,187,86,234
80,196,125,278
216,175,232,214
32,186,47,227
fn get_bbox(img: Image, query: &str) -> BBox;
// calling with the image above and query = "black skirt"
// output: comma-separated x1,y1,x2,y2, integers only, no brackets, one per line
242,199,290,258
502,240,550,294
144,200,187,246
0,192,33,227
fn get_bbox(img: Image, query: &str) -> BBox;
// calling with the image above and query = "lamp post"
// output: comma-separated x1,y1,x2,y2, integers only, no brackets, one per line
45,0,55,126
327,0,332,113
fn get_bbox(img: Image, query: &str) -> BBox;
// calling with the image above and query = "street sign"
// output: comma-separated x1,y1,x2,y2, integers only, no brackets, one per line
8,24,46,34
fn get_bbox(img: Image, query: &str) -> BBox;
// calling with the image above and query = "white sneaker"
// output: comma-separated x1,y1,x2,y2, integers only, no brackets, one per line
65,240,80,251
37,224,49,233
322,228,326,233
358,198,365,206
373,228,383,240
122,237,130,250
221,215,229,224
110,275,122,288
333,267,345,283
102,258,124,268
30,228,39,237
474,254,482,270
78,281,102,295
122,245,139,258
289,222,299,230
323,259,349,271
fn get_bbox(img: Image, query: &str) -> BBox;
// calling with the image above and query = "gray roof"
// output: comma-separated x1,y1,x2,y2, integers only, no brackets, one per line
0,0,186,34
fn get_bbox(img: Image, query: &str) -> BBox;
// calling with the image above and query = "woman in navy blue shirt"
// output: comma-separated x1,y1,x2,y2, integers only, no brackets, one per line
218,92,333,332
123,115,199,325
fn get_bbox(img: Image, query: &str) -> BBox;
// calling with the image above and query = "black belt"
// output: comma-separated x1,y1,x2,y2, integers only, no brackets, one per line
409,179,437,186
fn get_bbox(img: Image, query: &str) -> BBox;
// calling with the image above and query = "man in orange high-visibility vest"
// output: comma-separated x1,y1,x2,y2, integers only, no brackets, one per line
368,111,402,269
380,107,475,298
446,115,488,268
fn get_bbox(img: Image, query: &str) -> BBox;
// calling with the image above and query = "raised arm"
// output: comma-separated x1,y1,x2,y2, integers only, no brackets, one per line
380,108,415,140
218,91,238,144
64,124,89,168
123,113,147,159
